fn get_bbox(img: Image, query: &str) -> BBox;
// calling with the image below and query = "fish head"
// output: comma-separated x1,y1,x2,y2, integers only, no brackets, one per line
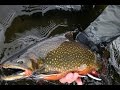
1,57,41,81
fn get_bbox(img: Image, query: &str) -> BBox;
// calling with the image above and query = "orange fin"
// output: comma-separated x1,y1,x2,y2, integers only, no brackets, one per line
38,72,67,81
78,67,93,75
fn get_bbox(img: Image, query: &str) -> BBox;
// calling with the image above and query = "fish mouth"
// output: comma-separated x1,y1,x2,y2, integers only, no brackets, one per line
1,64,32,81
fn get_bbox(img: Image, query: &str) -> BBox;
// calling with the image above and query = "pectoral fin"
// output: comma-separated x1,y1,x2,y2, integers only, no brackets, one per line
33,72,67,81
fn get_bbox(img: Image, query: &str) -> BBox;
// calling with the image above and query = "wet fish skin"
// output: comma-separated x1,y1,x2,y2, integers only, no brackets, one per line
1,34,100,81
42,40,99,75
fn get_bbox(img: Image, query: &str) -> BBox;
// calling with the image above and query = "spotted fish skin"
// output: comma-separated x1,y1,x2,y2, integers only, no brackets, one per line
42,40,99,75
1,33,101,81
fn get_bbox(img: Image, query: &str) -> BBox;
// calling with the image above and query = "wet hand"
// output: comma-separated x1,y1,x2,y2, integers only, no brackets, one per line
59,72,83,85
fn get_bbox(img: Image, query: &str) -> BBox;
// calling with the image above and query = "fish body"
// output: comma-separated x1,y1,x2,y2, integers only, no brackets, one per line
37,39,100,80
1,33,101,81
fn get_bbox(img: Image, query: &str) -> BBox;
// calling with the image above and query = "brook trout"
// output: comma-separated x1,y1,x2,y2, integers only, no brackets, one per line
1,32,102,82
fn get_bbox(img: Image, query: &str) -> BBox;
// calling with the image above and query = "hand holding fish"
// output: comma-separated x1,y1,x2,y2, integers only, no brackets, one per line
0,33,102,85
59,69,101,85
59,72,83,85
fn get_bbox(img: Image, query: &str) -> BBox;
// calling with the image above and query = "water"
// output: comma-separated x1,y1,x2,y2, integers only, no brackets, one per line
0,5,109,85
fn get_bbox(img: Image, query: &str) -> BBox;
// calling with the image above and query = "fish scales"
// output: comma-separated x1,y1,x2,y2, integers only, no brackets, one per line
1,33,101,81
44,41,97,73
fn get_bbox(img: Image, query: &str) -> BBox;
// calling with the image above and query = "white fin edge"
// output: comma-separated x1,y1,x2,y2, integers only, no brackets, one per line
78,75,87,78
87,74,102,81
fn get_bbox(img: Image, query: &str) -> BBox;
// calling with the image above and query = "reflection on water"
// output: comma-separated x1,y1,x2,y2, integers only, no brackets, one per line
0,5,108,85
5,5,107,43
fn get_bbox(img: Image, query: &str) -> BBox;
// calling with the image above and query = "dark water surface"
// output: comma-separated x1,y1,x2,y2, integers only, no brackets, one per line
0,5,112,85
5,5,107,43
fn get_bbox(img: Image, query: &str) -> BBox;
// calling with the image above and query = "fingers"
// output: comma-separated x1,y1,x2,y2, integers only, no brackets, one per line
59,72,82,84
72,73,80,81
59,76,67,83
65,73,74,83
75,78,83,85
59,72,74,84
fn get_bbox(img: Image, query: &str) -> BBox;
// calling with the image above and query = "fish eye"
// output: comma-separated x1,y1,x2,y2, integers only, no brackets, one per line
17,60,24,64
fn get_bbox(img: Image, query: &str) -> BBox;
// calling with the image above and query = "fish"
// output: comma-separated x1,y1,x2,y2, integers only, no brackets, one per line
0,32,102,82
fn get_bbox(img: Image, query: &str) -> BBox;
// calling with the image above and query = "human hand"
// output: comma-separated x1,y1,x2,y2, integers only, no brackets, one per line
59,72,83,85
